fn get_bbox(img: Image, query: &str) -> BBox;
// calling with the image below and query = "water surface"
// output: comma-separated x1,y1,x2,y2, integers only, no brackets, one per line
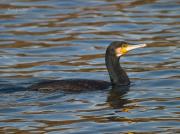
0,0,179,133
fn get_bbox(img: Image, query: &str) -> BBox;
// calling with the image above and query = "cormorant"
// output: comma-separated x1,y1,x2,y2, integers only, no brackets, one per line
29,41,146,91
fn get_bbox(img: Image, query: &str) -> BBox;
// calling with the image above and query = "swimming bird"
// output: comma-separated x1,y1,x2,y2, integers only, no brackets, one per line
29,41,146,92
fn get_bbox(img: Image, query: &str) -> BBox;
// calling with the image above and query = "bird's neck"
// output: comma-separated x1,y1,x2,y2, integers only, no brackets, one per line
105,53,130,86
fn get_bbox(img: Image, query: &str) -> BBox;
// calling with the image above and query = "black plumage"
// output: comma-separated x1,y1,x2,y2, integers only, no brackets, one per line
28,41,146,91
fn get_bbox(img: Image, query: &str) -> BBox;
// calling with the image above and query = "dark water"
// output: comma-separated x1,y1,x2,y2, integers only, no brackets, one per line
0,0,180,133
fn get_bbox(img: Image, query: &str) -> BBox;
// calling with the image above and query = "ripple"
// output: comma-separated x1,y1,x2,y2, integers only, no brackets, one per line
0,0,179,133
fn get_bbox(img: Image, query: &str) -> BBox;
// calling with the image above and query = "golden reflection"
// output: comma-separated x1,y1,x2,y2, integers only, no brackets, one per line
127,132,134,134
128,0,157,7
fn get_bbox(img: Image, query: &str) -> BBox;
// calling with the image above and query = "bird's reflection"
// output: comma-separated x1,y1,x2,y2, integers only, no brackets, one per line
107,85,130,109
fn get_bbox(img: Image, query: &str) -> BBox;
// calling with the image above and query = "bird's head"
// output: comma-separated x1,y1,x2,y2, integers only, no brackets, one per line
107,41,147,57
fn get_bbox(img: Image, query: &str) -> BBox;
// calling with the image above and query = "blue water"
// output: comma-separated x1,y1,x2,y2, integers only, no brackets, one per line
0,0,179,133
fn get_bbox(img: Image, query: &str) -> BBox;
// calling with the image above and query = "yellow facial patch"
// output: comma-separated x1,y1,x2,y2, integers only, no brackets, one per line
121,46,128,54
115,44,128,57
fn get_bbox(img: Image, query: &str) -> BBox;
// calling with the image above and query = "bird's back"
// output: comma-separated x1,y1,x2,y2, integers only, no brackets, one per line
29,79,111,92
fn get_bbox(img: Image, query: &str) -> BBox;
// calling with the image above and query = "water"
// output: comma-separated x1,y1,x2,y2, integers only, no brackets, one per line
0,0,179,133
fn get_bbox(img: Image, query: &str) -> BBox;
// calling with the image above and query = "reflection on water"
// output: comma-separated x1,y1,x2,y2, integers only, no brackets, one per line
0,0,179,133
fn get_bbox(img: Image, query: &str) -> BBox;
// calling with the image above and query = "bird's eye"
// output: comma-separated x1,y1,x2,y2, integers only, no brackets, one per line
122,44,128,48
